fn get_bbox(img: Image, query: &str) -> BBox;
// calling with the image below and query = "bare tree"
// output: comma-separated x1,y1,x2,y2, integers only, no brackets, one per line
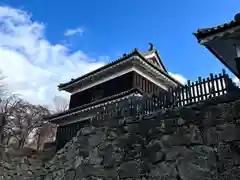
52,95,69,113
0,70,61,151
2,98,51,149
36,122,57,150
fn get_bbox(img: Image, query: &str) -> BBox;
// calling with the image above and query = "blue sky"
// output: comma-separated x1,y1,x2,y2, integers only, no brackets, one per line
2,0,240,79
0,1,239,105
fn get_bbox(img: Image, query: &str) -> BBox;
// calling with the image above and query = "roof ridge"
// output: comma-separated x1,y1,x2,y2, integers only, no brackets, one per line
58,49,139,88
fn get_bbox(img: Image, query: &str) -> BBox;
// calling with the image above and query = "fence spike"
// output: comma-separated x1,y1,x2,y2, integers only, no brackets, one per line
222,68,226,75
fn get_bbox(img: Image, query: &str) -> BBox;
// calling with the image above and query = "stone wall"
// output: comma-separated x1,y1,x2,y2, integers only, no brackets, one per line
0,147,55,180
42,94,240,180
2,94,240,179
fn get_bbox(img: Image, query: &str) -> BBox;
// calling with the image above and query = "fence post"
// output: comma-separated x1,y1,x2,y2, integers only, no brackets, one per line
221,69,229,94
198,77,203,101
191,81,196,103
187,80,192,103
223,72,231,94
209,73,215,97
215,74,220,96
222,69,226,75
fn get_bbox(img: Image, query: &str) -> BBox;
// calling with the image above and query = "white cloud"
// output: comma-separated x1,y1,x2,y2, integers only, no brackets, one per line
64,27,84,36
0,5,190,110
0,5,105,108
169,72,187,85
233,76,240,87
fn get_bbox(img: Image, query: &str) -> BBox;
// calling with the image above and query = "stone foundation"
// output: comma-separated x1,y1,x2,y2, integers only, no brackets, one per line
43,95,240,180
2,94,240,179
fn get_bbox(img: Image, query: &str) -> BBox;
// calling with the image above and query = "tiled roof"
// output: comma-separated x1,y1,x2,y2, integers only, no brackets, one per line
194,20,240,40
58,48,183,90
58,49,139,89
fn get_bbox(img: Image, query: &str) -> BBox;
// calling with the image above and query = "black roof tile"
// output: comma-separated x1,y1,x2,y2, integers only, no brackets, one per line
58,48,182,90
194,20,240,40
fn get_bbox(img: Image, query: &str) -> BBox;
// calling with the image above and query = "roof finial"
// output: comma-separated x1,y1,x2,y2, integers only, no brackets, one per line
149,42,155,51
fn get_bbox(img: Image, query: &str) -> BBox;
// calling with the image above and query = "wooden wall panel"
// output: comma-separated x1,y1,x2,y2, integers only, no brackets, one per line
56,119,90,151
133,72,166,95
69,72,134,109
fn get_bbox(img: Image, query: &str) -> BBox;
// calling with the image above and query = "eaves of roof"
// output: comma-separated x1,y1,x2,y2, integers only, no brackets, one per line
194,20,240,41
203,43,240,79
58,49,139,89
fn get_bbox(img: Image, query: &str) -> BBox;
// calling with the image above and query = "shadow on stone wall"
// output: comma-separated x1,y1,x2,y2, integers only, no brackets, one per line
43,93,240,180
2,93,240,179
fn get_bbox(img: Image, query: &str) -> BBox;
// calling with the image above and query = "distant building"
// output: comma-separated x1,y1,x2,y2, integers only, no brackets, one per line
45,45,182,151
194,13,240,79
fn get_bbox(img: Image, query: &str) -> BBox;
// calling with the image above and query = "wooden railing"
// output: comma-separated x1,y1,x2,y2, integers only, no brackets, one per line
92,69,239,122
